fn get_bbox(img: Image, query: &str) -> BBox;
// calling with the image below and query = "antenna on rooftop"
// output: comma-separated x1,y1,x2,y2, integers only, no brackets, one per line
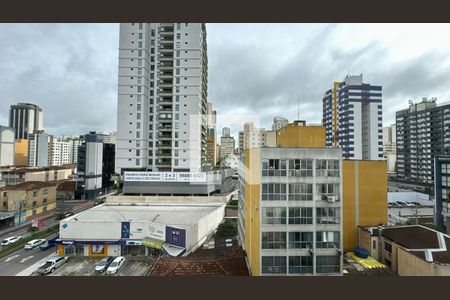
297,96,300,121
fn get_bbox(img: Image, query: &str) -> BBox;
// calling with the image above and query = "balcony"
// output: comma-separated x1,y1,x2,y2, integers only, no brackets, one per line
157,141,172,149
158,133,172,140
158,125,173,132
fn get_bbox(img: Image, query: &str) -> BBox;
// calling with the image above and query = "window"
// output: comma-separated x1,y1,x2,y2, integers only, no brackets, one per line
136,132,141,138
138,59,142,66
139,23,143,29
138,33,142,39
261,256,287,274
137,113,141,120
261,208,286,225
316,159,339,177
138,41,142,48
384,241,392,253
262,232,286,249
316,183,339,201
316,256,340,273
33,191,38,197
261,159,287,176
136,122,141,129
372,240,377,250
2,201,6,208
136,159,139,166
316,232,340,248
43,189,48,195
2,192,7,197
261,183,287,201
288,183,313,201
43,198,48,204
32,201,37,208
174,159,179,166
289,256,313,274
136,150,140,156
316,207,340,224
138,50,142,57
137,104,141,111
137,86,141,93
174,150,179,157
288,232,313,249
288,159,312,177
288,208,312,224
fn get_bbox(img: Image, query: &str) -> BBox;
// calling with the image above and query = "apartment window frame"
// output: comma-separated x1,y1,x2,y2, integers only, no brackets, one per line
262,232,287,249
288,232,313,249
262,183,287,201
316,207,340,224
316,231,340,249
261,207,287,225
288,159,313,177
288,183,313,201
261,256,287,274
289,256,313,274
288,207,313,224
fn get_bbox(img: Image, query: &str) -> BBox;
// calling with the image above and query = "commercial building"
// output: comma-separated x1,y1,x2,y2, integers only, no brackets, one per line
63,136,83,164
322,74,383,160
434,155,450,234
76,132,114,199
115,23,209,174
0,181,57,226
272,116,289,131
57,201,225,257
14,139,28,166
0,126,15,167
358,225,450,276
51,138,72,166
28,131,50,167
222,127,230,137
396,98,450,184
9,103,43,140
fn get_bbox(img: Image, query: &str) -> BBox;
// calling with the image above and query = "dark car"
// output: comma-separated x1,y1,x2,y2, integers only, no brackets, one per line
95,256,114,273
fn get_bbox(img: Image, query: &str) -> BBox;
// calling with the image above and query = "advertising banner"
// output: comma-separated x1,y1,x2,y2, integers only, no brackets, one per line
124,171,207,183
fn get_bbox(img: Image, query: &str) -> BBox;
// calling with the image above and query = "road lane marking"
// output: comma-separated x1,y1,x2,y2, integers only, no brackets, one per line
20,256,34,263
15,253,55,276
5,255,20,262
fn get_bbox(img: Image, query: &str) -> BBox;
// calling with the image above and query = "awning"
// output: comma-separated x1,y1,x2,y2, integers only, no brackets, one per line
162,243,185,257
141,237,164,249
0,212,15,220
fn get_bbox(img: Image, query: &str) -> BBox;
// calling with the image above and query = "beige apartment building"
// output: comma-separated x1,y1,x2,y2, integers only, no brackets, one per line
0,164,76,186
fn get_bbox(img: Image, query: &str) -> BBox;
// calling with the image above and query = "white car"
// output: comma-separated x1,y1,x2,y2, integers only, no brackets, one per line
106,256,126,275
24,239,46,249
1,236,22,246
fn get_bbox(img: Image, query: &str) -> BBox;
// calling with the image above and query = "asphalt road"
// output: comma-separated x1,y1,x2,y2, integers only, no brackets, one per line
0,216,60,242
0,242,57,276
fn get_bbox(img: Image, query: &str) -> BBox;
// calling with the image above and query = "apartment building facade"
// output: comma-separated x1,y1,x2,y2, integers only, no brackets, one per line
434,155,450,234
383,124,397,175
238,122,267,154
396,98,450,184
28,131,50,167
322,74,383,160
239,147,343,276
9,103,43,140
0,126,15,167
272,116,289,131
116,23,209,174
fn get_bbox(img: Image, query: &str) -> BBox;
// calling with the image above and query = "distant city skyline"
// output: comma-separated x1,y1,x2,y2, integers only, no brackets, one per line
2,24,450,138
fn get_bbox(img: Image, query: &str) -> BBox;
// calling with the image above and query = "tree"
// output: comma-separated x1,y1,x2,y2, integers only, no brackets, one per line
216,219,238,238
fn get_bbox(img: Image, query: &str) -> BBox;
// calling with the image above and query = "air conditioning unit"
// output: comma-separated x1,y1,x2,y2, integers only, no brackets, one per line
327,196,336,203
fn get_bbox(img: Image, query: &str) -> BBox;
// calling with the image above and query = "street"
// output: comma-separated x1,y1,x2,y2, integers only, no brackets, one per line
0,243,57,276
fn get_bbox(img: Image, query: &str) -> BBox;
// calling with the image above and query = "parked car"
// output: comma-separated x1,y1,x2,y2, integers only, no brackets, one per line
63,212,74,218
36,256,69,275
95,256,114,273
106,256,126,275
24,239,46,250
1,236,22,246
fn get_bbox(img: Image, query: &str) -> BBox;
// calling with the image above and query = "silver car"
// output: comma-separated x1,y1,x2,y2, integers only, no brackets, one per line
36,256,69,275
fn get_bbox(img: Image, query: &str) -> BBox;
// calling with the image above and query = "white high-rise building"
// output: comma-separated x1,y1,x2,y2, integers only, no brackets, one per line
272,116,288,131
238,122,267,154
383,124,396,175
115,23,208,174
28,131,49,167
322,74,383,160
0,126,15,167
51,138,73,166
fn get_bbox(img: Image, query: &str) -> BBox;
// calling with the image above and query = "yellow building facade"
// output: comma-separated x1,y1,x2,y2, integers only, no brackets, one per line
276,121,326,148
342,160,387,250
14,139,28,166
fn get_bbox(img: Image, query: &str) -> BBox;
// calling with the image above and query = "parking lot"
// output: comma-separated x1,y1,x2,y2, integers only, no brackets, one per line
39,256,156,276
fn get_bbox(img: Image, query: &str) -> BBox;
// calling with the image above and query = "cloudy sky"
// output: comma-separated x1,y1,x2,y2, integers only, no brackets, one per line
1,23,450,139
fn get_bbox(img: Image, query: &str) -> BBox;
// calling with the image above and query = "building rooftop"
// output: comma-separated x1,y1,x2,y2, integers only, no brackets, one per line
0,164,76,174
150,245,249,276
381,225,450,265
0,181,58,191
66,203,225,229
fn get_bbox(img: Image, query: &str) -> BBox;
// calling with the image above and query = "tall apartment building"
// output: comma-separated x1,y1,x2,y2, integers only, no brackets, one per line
322,74,383,160
239,121,387,275
272,116,289,131
222,127,230,137
28,131,50,167
0,126,15,167
220,135,235,160
383,124,397,175
9,103,43,140
434,155,450,234
205,103,217,165
238,122,267,154
115,23,209,174
396,98,450,184
240,139,343,276
51,138,72,166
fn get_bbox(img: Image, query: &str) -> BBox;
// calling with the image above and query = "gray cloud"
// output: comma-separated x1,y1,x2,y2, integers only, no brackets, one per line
2,23,450,140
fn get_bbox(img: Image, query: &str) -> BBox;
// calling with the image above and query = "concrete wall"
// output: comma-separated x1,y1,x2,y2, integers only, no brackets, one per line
276,124,326,148
106,194,230,204
397,247,450,276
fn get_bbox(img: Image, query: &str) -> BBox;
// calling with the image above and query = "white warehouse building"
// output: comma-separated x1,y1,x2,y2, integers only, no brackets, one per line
57,202,225,257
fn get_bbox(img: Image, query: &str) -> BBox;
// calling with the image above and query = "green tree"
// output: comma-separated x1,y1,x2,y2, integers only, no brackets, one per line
216,219,238,238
